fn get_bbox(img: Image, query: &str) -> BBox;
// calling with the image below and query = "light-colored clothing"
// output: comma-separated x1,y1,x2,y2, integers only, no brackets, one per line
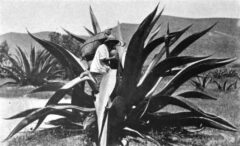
121,51,126,68
90,44,110,73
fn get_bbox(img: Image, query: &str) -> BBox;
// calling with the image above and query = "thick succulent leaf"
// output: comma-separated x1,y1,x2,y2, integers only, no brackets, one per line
94,70,117,146
148,95,237,130
0,66,20,82
5,65,25,79
4,53,24,74
145,24,161,46
158,58,235,96
83,113,96,130
161,68,181,76
177,91,217,100
0,81,18,87
227,81,237,91
147,112,237,132
203,112,237,130
168,24,192,47
89,6,101,34
5,108,39,119
30,46,36,70
28,31,85,77
170,23,217,56
213,80,222,90
46,117,83,128
62,28,86,43
115,22,126,66
5,105,95,141
142,24,192,66
142,36,165,64
148,95,207,114
138,56,207,97
29,82,65,93
46,76,90,106
140,25,194,85
65,49,88,71
139,45,167,88
120,5,159,101
84,26,95,36
33,75,91,131
148,95,236,131
123,127,161,146
16,46,31,75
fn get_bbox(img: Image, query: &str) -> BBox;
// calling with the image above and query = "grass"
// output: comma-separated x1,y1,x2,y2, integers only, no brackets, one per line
3,77,240,146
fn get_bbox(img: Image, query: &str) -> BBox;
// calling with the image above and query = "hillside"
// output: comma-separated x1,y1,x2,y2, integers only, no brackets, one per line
112,16,240,63
0,31,51,54
0,16,239,62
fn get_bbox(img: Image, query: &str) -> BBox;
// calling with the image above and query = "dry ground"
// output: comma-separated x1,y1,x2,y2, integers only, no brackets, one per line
1,78,240,146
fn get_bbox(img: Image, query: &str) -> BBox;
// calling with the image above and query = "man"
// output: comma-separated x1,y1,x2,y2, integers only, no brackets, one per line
90,36,120,74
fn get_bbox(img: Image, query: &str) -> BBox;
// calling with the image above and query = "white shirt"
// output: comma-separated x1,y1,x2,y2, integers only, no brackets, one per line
90,44,110,73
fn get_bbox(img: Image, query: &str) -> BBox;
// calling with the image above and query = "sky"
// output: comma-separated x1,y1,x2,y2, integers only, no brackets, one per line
0,0,239,35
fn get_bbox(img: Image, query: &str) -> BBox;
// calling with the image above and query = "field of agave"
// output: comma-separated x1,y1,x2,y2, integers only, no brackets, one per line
3,5,239,146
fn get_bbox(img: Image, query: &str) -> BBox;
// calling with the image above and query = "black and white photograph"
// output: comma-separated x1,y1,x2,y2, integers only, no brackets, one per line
0,0,239,145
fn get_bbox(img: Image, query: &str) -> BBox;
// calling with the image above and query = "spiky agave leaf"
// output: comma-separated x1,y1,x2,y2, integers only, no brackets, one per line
145,96,237,132
115,22,126,66
5,108,39,120
138,56,207,98
144,24,161,47
46,117,83,128
119,5,159,103
16,46,31,76
140,24,198,85
95,70,117,146
84,26,95,36
4,105,95,141
170,23,217,56
149,95,237,130
177,91,217,100
147,112,237,132
32,75,94,131
30,46,36,69
141,24,192,68
0,66,21,82
62,28,86,43
28,31,86,77
4,53,24,75
29,82,65,93
89,6,101,34
46,75,91,105
123,127,161,146
158,58,236,96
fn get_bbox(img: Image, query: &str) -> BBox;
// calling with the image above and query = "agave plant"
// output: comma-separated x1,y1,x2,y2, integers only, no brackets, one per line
191,74,212,91
213,79,238,91
0,46,63,86
5,5,237,146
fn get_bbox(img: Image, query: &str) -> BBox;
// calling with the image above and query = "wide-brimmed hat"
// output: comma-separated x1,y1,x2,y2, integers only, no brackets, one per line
104,35,126,47
104,35,120,44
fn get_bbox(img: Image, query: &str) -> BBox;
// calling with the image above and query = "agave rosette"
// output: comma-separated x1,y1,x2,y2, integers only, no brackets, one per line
0,46,62,86
5,5,237,146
